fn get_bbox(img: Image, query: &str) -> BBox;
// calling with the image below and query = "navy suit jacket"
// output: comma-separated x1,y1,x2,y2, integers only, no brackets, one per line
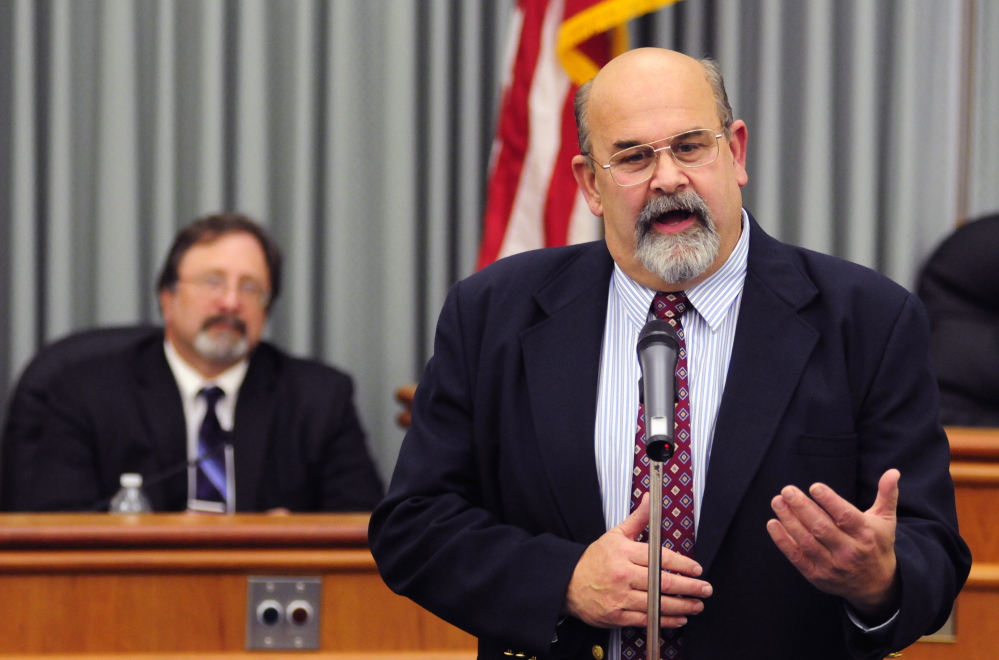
19,332,383,512
369,215,970,660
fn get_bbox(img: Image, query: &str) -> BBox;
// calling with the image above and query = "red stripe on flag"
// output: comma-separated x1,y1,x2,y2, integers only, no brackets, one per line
543,85,584,247
477,0,549,270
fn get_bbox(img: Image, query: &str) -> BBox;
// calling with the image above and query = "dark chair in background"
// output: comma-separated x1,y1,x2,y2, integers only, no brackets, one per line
917,213,999,426
0,325,159,510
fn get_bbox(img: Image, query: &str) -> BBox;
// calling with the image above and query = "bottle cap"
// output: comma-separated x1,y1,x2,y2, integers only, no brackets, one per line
120,473,143,488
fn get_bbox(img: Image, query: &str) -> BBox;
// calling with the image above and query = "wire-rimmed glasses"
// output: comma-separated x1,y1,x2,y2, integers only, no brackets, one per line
584,128,724,187
178,272,271,307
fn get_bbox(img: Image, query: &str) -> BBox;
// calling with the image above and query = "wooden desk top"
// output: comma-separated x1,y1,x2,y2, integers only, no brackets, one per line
946,426,999,460
0,512,371,550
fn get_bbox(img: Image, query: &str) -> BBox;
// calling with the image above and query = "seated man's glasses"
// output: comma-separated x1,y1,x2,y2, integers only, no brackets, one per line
179,272,271,307
584,128,724,187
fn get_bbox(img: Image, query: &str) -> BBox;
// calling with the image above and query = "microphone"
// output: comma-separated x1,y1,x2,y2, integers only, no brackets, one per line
89,431,233,512
637,318,681,654
637,319,680,461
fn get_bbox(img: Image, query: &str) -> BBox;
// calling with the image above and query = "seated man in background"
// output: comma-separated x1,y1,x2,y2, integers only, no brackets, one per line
9,213,383,512
917,212,999,426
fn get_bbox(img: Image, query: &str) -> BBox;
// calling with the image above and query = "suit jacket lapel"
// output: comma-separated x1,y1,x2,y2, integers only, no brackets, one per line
521,243,615,544
133,338,189,509
695,218,820,572
231,344,278,511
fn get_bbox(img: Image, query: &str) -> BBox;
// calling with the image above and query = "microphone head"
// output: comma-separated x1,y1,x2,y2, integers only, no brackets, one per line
637,318,680,462
637,318,680,357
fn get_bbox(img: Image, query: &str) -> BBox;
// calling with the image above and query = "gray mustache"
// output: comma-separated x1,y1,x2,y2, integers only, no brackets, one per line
201,315,247,335
637,190,711,229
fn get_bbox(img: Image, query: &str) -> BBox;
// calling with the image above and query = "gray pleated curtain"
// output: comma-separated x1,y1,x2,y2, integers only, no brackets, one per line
1,0,997,480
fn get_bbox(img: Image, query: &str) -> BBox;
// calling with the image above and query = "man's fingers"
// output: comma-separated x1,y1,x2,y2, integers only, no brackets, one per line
661,569,713,598
786,470,899,545
766,518,805,565
618,492,652,541
614,611,692,630
661,592,706,616
614,609,702,630
660,547,705,579
768,471,901,611
632,536,705,577
806,482,866,540
771,488,829,550
869,469,900,519
567,494,713,629
629,549,711,594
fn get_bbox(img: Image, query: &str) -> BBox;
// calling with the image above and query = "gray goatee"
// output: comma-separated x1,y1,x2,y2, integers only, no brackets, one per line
193,315,250,364
634,189,720,285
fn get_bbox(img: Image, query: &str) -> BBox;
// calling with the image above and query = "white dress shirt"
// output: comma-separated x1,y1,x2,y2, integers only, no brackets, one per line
163,340,249,507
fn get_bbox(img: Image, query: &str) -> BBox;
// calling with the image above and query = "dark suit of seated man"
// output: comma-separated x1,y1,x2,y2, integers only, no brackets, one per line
11,213,383,513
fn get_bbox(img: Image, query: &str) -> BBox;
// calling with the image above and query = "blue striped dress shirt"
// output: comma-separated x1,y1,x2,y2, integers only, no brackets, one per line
594,209,749,660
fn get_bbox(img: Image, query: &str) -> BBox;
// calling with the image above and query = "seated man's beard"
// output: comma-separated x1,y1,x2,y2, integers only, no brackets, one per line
194,315,250,363
634,189,720,285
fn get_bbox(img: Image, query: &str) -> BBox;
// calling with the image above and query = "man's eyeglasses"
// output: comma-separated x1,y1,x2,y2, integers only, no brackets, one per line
178,272,271,307
583,128,724,187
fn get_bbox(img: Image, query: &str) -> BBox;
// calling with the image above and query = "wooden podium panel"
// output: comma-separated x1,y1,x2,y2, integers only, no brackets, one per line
0,513,475,658
901,427,999,659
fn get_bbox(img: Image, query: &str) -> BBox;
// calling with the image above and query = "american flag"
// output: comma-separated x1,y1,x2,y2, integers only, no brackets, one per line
478,0,679,269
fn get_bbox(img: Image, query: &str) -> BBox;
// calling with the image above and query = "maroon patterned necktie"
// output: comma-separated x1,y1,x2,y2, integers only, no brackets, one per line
622,292,693,660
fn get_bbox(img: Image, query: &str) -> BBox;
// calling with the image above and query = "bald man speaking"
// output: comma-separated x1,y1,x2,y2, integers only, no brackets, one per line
369,49,969,660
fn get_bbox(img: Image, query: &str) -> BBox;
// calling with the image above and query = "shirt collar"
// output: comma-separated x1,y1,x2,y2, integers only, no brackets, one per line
163,339,250,402
612,208,750,332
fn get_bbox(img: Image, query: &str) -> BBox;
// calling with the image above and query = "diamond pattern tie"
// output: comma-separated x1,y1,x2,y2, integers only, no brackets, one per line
622,292,693,660
195,386,227,504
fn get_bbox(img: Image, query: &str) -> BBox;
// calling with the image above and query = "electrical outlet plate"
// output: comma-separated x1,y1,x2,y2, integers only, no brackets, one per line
246,576,322,650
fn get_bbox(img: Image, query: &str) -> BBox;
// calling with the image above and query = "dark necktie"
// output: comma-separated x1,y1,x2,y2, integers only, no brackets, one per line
622,292,694,660
196,386,228,504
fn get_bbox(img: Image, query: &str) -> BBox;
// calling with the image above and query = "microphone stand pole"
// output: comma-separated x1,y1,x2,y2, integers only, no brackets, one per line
636,317,680,659
647,459,663,657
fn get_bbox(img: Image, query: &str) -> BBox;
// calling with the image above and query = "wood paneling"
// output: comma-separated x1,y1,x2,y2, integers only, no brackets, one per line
0,513,475,656
0,512,371,548
945,427,999,461
901,428,999,659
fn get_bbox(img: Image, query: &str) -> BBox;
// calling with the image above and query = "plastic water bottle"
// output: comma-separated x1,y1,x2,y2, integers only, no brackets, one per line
109,473,152,513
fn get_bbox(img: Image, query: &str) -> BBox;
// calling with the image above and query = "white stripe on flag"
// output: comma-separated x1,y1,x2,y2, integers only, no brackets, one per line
497,0,569,260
